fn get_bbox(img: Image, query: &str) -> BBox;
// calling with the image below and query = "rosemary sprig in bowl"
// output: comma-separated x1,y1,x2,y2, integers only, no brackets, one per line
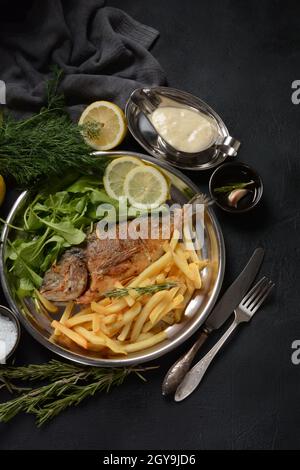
213,181,254,194
0,360,157,426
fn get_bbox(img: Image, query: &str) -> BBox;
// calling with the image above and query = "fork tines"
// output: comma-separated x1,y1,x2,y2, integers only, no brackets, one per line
242,276,275,314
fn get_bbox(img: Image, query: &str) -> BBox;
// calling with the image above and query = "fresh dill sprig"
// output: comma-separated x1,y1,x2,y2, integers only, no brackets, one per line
0,67,111,188
105,282,177,298
0,360,157,426
214,181,254,194
46,65,65,111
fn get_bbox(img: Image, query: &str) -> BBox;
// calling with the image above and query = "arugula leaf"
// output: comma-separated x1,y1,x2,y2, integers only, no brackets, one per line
66,176,102,193
35,218,86,245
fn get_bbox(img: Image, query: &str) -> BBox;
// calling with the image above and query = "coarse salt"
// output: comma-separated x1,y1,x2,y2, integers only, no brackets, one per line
0,313,18,363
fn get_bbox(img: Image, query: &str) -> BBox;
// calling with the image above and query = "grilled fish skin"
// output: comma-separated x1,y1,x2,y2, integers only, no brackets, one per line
40,248,88,302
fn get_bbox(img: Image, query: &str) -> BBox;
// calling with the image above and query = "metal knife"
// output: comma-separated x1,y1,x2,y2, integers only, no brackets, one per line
162,247,264,396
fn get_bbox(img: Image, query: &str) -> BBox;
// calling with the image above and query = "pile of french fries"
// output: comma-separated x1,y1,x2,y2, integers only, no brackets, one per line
48,229,208,356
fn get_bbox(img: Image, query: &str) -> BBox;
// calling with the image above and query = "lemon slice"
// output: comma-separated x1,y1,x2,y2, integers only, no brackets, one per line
124,166,169,209
103,156,145,200
0,175,6,206
79,101,127,150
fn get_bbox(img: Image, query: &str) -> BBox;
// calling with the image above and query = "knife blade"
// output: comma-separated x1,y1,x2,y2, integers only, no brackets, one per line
162,247,264,396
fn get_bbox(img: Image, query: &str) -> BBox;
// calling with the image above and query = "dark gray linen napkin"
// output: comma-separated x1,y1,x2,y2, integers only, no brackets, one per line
0,0,166,118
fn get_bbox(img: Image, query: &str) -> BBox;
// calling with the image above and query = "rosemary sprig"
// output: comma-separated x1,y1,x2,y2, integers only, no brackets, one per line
105,282,177,298
214,181,254,194
0,360,157,426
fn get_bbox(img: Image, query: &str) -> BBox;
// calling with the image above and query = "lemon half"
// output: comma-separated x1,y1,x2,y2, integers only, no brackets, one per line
79,101,127,150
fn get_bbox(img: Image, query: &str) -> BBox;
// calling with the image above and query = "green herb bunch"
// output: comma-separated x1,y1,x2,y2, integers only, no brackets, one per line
0,67,108,188
0,360,156,426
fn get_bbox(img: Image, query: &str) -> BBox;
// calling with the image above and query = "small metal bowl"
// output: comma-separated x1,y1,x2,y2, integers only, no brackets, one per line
209,162,263,213
0,304,21,360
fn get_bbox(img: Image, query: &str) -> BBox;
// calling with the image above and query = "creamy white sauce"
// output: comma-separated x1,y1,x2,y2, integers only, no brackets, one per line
150,106,217,153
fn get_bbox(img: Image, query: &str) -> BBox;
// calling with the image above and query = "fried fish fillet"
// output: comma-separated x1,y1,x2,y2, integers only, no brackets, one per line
40,222,169,304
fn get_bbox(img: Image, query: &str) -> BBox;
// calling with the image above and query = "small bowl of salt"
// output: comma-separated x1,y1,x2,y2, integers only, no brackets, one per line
0,305,20,363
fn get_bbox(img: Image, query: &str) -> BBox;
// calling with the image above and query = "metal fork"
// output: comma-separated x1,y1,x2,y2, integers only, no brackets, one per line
174,276,275,402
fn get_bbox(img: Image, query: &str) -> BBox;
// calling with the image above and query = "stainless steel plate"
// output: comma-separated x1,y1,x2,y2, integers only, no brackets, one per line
125,87,238,171
0,151,225,366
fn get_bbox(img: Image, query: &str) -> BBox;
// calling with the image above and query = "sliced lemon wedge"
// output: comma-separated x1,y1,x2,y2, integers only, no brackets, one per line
103,156,145,200
79,101,127,150
124,165,169,209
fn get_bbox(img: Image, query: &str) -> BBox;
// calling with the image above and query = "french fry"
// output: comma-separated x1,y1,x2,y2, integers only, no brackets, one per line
130,291,169,341
35,290,58,313
102,313,117,325
129,251,172,287
173,246,194,281
73,306,92,317
66,313,96,328
174,289,194,322
169,228,180,251
91,298,127,314
117,322,131,341
51,320,88,349
189,262,202,289
97,298,111,306
124,331,167,352
97,322,113,336
148,293,172,325
142,320,152,333
136,332,154,342
74,326,106,346
96,330,127,355
54,301,75,336
174,309,183,323
61,301,75,322
183,223,200,264
177,283,187,296
103,321,124,335
185,276,196,294
150,293,184,326
147,287,179,326
93,314,101,333
122,302,142,324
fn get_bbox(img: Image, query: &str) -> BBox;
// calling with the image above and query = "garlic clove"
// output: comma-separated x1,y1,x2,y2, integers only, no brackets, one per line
228,188,250,208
